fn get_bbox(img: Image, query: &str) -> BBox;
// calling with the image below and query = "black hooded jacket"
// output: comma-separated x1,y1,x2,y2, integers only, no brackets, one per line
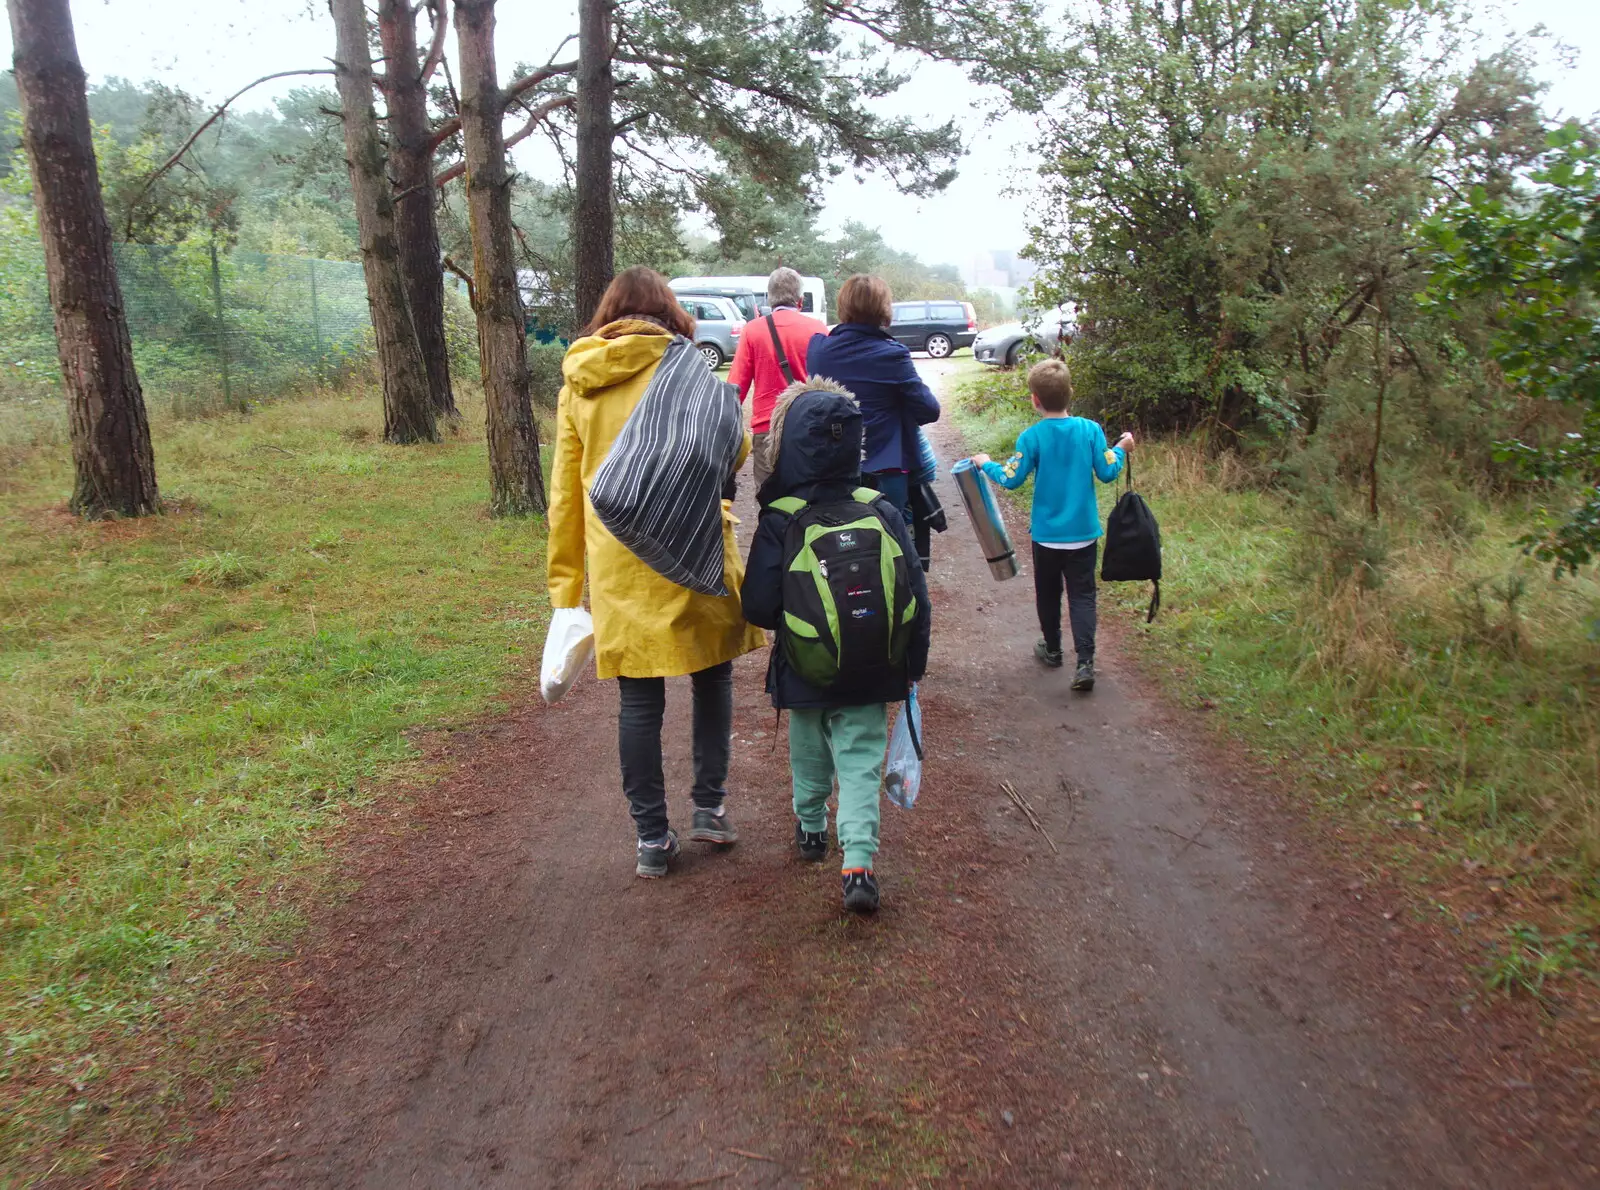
741,382,932,709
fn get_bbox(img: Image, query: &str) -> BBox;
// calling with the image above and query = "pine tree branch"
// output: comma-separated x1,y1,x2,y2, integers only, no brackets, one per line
433,94,575,189
123,69,335,239
419,0,449,85
427,60,579,151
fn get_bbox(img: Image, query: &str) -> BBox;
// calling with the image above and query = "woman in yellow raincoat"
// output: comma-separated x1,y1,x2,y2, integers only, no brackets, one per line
547,267,765,878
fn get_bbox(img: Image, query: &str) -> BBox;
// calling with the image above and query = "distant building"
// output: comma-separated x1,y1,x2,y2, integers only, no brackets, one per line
965,249,1037,289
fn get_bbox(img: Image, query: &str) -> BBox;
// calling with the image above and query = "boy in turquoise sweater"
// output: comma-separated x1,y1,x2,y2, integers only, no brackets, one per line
971,360,1133,690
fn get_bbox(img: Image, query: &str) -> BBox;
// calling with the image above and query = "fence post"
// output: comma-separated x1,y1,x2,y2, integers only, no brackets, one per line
209,242,239,412
309,256,325,385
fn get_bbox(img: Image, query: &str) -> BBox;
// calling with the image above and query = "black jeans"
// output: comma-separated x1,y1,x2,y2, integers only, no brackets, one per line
617,661,733,841
1032,541,1097,662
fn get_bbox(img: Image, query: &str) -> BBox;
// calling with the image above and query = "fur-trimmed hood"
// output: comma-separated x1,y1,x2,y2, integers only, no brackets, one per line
756,377,863,506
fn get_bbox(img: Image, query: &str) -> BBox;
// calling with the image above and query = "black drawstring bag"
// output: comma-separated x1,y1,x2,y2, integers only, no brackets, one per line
1100,457,1162,622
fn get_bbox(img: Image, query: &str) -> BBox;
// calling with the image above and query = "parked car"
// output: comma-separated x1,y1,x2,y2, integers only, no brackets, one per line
676,294,745,368
673,274,828,322
889,300,977,358
671,283,763,323
972,305,1076,368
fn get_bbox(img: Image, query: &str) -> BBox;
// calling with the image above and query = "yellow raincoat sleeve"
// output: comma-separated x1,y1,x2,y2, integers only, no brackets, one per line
546,385,587,610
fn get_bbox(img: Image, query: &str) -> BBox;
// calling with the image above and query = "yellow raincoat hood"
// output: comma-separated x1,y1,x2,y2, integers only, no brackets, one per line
560,319,672,398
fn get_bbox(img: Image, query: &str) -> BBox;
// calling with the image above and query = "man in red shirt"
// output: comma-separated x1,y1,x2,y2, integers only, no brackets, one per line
728,266,829,487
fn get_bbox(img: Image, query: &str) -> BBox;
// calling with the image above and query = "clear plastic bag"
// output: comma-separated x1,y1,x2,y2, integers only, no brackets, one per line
540,607,595,704
884,685,924,809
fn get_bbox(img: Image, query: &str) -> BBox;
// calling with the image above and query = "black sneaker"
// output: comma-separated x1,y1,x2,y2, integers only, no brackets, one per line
795,820,828,862
842,869,880,914
1034,640,1064,668
635,829,680,878
690,805,738,845
1071,660,1095,691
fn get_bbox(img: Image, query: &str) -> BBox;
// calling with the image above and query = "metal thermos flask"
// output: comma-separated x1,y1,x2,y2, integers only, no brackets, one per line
951,459,1019,581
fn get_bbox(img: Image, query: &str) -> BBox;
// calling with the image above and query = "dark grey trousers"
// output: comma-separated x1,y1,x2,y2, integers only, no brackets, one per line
617,661,733,841
1032,541,1098,662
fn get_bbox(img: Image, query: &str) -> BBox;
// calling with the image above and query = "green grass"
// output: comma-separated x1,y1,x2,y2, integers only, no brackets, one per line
0,384,551,1182
950,366,1600,954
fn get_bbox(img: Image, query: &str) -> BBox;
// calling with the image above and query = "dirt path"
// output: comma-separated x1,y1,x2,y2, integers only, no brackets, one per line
160,360,1593,1189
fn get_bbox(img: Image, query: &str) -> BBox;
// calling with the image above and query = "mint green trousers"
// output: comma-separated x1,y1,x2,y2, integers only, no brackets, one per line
788,704,889,871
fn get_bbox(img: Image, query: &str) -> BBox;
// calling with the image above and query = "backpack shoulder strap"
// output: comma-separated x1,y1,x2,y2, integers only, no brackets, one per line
766,315,795,383
851,486,885,507
769,495,807,516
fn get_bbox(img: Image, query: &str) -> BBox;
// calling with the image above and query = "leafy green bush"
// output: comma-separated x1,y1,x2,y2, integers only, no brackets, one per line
443,286,480,379
1425,123,1600,574
528,341,567,410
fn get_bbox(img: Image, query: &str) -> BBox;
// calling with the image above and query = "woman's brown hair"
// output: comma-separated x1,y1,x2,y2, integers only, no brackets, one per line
584,265,696,337
836,274,893,327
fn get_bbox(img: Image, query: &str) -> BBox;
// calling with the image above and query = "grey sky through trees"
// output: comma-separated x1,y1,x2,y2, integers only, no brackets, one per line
3,0,1596,276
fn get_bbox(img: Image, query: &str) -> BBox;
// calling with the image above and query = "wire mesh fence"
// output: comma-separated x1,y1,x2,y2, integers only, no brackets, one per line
1,240,374,432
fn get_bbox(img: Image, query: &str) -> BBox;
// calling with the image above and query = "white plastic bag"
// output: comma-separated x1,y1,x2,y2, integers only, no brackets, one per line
884,685,924,809
540,607,595,704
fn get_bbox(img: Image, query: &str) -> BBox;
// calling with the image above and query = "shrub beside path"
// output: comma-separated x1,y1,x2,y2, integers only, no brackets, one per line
159,361,1595,1189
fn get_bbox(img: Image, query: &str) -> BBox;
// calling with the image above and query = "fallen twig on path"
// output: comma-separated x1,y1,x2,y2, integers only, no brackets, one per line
1001,781,1059,854
726,1146,776,1161
1151,821,1213,850
624,1104,678,1136
1059,774,1081,836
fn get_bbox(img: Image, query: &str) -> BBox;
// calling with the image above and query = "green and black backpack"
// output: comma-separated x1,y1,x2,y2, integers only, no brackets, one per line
768,489,919,691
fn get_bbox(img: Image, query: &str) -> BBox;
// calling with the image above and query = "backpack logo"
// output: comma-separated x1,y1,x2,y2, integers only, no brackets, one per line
837,530,856,549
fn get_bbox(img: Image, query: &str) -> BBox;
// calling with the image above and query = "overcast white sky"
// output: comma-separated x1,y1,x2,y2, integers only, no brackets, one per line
4,0,1596,273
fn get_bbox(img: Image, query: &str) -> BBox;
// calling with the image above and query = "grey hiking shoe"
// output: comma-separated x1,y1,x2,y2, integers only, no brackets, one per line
795,820,828,862
690,805,738,845
1071,660,1095,691
842,869,880,914
1034,640,1064,668
636,829,680,878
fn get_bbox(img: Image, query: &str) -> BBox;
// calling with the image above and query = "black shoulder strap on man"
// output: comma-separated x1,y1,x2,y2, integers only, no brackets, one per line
766,314,794,384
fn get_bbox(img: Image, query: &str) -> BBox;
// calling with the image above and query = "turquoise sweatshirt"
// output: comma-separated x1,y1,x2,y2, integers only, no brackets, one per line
980,416,1125,543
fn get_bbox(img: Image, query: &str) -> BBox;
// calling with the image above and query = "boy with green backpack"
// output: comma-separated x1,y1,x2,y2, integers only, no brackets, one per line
742,380,932,914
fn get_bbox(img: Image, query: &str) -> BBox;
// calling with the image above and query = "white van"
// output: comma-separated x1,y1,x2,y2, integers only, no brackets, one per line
670,274,828,323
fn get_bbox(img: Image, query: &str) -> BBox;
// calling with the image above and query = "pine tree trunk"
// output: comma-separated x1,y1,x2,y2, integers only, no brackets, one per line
574,0,615,326
8,0,159,518
456,0,546,516
329,0,437,445
376,0,458,423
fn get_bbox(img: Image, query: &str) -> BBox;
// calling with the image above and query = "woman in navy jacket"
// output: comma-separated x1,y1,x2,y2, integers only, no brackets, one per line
804,274,940,523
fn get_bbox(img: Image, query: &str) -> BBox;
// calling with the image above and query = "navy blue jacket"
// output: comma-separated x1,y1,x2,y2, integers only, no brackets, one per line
804,323,940,474
743,386,932,709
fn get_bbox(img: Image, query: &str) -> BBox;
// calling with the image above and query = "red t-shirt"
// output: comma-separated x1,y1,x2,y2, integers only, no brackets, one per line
728,307,829,433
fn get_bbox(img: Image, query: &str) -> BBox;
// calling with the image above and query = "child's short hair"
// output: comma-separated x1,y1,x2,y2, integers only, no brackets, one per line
1027,359,1074,412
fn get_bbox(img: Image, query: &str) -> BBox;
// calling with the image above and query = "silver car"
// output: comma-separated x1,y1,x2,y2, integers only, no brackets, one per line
973,305,1076,368
676,293,746,369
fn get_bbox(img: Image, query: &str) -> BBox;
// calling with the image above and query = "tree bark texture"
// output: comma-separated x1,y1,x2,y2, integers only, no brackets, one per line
377,0,458,422
1368,306,1388,522
574,0,615,326
456,0,546,516
8,0,159,518
329,0,437,444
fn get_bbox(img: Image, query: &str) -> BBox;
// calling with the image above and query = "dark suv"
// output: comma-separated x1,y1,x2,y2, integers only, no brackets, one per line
889,300,977,358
